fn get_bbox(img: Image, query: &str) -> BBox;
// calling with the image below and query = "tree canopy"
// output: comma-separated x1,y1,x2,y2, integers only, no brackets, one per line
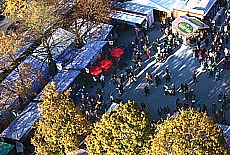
149,109,227,155
85,100,154,155
31,82,92,155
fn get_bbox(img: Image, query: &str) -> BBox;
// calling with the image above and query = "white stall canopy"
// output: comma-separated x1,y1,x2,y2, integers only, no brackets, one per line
110,10,146,25
131,0,178,12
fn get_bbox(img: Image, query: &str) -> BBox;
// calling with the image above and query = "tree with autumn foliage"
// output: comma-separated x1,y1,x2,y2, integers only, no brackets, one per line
0,61,41,110
3,0,62,77
85,100,154,155
31,82,92,155
0,31,21,73
2,0,27,20
68,0,111,48
149,108,227,155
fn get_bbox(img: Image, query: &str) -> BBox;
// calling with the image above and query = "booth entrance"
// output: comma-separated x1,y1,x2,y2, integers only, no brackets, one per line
172,16,209,45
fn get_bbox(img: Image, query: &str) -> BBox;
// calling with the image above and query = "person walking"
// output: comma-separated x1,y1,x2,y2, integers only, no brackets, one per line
158,106,163,118
141,101,146,109
192,71,198,83
165,73,171,83
184,100,189,110
146,72,153,84
221,112,227,124
165,67,170,74
117,82,123,96
112,73,118,85
180,82,184,92
215,69,220,81
211,102,217,114
100,74,105,88
144,84,150,96
218,92,223,103
109,92,114,104
163,84,169,95
146,48,151,59
170,83,175,96
155,74,161,86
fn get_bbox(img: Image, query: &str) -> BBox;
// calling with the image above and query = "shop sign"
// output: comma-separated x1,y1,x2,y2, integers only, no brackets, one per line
178,22,193,34
189,18,204,27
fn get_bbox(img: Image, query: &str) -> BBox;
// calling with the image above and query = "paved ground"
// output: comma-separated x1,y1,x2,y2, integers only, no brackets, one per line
87,25,230,125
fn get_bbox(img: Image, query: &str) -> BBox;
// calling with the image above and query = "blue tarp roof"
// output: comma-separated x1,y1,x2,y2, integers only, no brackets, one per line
32,28,75,61
0,40,107,141
0,101,40,141
53,69,81,93
219,124,230,147
0,55,49,109
65,41,107,70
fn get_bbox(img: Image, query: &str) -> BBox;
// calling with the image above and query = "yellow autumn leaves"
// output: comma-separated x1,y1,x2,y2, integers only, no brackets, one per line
150,109,227,155
86,100,154,155
31,82,91,155
32,86,228,155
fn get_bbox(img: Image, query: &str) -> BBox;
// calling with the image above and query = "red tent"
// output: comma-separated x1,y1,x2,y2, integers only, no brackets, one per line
100,60,113,69
90,66,102,76
110,48,124,58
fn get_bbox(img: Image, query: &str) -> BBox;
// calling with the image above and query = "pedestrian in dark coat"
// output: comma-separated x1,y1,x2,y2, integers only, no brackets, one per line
96,88,102,96
180,82,184,92
144,84,150,96
158,106,163,118
202,104,207,112
141,101,146,109
165,73,171,83
112,73,118,85
192,71,198,83
155,75,161,86
165,67,169,74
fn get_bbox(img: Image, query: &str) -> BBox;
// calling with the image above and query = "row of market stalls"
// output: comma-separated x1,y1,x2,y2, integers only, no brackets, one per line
110,0,223,31
0,20,114,154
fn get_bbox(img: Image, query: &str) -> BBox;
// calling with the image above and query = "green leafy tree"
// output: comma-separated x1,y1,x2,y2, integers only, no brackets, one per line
86,100,154,155
149,109,227,155
31,82,91,155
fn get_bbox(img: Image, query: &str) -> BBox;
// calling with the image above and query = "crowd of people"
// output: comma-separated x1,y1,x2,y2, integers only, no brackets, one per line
71,16,230,126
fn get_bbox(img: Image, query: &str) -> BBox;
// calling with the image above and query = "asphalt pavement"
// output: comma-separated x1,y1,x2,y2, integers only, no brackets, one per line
86,25,230,125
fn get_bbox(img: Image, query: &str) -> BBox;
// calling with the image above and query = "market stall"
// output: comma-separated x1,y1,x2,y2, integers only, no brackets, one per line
112,2,154,28
70,19,113,43
218,124,230,147
32,28,75,61
0,28,76,110
172,16,209,45
0,101,40,141
110,10,147,28
65,41,108,70
0,141,14,155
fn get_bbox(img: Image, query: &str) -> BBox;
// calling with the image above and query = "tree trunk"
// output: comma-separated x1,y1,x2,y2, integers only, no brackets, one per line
47,52,58,77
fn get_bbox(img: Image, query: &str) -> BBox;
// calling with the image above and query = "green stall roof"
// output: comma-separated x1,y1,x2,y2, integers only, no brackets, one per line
0,142,14,155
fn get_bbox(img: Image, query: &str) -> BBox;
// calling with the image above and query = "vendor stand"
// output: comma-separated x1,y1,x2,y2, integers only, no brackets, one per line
0,141,14,155
172,16,209,45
